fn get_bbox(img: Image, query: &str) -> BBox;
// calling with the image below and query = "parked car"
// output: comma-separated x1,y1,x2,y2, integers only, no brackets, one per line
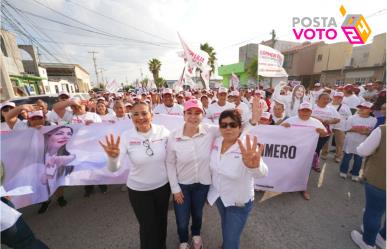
9,94,59,110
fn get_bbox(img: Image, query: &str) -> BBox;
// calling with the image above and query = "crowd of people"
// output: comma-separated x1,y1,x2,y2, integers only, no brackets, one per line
1,80,386,249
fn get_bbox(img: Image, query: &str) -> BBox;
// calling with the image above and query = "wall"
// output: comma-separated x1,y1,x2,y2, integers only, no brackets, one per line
0,30,24,75
367,33,386,67
313,42,352,73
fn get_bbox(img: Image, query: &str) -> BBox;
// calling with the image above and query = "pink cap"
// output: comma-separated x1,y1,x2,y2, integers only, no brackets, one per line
230,90,240,97
28,110,44,118
298,102,313,111
162,88,173,95
260,112,271,120
218,87,228,94
185,91,192,97
357,102,373,109
97,97,105,101
333,92,344,98
184,99,203,112
343,84,354,90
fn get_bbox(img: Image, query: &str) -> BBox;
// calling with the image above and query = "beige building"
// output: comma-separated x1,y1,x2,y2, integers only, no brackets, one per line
39,63,91,93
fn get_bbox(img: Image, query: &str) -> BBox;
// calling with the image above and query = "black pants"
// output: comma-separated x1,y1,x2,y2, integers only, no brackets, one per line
315,136,330,154
128,183,171,249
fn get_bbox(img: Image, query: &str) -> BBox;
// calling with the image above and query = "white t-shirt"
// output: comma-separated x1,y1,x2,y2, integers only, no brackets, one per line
108,124,170,191
206,101,235,123
0,119,22,132
69,112,102,124
235,102,251,124
284,116,326,131
343,95,361,109
343,114,377,154
312,105,341,132
153,103,184,116
48,110,74,125
98,112,117,123
329,103,352,131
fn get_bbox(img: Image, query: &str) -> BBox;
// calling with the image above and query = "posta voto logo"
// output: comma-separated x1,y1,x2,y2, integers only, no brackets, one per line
292,5,372,44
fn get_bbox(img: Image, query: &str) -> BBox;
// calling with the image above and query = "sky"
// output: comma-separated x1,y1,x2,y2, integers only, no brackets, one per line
3,0,386,85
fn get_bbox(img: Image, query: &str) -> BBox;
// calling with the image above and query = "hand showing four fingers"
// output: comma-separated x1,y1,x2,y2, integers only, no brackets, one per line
237,134,264,169
99,134,121,158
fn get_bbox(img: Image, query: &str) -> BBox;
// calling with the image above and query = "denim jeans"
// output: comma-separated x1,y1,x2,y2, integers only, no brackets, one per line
215,198,253,249
363,183,386,246
174,183,210,243
1,198,49,249
339,152,363,176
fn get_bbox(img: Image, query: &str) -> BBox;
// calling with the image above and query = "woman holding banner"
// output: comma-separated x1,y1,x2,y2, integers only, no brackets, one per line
207,109,268,249
100,101,171,249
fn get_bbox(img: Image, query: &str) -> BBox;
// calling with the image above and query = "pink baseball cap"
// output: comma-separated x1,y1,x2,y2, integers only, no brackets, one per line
333,92,344,98
28,110,44,118
58,90,70,97
357,102,373,109
1,101,16,109
298,102,313,111
184,99,203,112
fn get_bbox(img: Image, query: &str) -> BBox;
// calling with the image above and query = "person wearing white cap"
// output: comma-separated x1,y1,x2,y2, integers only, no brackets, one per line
272,81,306,117
154,88,184,116
229,91,250,125
281,102,327,200
321,91,352,162
206,87,235,123
340,102,377,181
310,82,324,102
1,102,22,132
361,83,378,102
52,97,102,125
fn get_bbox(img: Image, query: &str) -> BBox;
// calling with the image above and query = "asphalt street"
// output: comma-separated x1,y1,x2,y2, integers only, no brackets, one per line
5,152,365,249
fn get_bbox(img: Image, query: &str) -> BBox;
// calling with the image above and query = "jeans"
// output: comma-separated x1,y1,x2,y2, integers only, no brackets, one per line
339,153,363,176
215,198,253,249
363,183,386,246
174,183,209,243
1,198,49,249
128,183,171,249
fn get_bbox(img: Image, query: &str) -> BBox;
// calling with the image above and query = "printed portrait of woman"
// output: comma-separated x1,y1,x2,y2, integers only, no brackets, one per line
41,126,76,195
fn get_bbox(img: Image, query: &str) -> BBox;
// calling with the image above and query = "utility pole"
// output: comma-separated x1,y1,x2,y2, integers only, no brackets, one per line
88,51,99,85
99,68,106,85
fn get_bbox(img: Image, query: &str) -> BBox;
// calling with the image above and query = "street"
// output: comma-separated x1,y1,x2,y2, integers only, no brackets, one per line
6,153,363,249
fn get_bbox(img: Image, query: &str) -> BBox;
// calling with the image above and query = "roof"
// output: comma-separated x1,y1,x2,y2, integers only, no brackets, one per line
282,41,325,54
39,63,89,75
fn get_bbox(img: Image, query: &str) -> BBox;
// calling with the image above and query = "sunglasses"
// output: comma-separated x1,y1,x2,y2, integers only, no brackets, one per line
142,139,154,156
219,122,239,129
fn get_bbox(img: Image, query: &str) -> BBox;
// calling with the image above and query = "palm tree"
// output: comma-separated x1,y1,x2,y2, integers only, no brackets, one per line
148,58,162,84
200,43,217,77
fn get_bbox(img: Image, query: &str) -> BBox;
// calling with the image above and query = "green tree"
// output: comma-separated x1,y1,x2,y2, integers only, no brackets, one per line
155,77,166,89
200,43,217,77
140,78,149,89
148,58,162,83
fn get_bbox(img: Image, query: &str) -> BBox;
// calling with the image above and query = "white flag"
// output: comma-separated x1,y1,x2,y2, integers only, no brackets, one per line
230,73,240,89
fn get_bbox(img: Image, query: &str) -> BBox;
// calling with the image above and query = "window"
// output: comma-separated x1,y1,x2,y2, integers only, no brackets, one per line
317,54,323,62
336,80,344,86
55,85,59,93
283,54,293,68
1,36,8,57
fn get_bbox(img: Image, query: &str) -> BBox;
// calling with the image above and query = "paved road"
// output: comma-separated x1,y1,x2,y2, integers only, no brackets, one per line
5,154,364,249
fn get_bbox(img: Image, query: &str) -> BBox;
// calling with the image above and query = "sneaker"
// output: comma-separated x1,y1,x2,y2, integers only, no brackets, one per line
179,242,190,249
38,200,51,214
339,172,347,179
361,225,386,249
351,230,376,249
352,176,360,182
335,158,341,163
192,236,203,249
57,196,67,207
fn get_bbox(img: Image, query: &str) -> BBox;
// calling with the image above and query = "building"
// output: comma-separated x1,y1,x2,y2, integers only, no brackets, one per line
318,33,386,86
282,42,325,88
39,63,91,94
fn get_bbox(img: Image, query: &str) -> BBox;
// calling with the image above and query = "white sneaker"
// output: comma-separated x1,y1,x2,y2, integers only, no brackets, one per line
351,230,376,249
352,176,360,182
339,172,347,179
179,242,190,249
361,225,386,249
192,236,203,249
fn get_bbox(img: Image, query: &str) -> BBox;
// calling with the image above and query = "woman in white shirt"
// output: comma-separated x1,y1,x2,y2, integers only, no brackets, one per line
96,101,116,123
207,109,268,249
100,101,171,249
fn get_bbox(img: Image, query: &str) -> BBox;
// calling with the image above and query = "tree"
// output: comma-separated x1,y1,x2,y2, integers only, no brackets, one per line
155,77,166,89
200,43,217,77
270,29,277,49
140,78,149,89
148,58,162,83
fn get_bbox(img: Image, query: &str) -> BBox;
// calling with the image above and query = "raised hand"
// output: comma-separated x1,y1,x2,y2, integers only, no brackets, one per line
237,134,264,169
99,134,121,158
251,96,263,124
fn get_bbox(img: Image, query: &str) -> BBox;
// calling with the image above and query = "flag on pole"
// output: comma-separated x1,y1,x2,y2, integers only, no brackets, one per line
230,73,240,89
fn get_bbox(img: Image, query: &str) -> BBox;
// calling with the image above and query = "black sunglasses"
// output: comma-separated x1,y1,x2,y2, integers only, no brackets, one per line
219,122,239,129
142,139,154,156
